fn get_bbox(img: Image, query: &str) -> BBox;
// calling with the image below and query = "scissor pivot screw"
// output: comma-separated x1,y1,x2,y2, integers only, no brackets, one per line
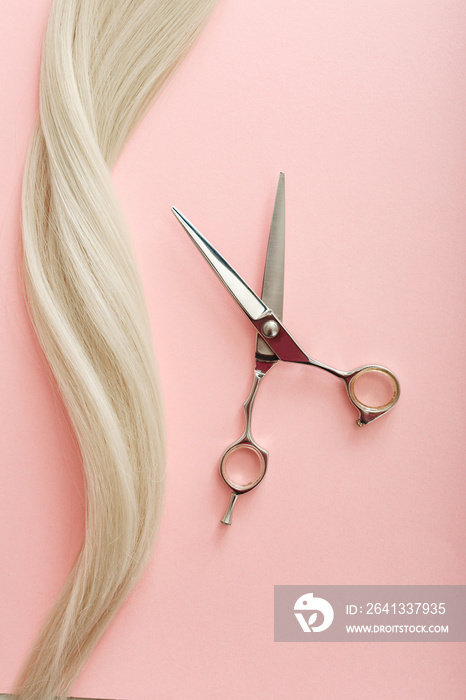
261,320,279,338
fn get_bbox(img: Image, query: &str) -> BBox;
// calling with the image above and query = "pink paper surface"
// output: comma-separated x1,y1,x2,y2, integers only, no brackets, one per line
1,1,465,698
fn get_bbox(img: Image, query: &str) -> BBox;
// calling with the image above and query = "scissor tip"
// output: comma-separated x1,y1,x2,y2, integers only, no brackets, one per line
171,207,195,236
171,206,184,222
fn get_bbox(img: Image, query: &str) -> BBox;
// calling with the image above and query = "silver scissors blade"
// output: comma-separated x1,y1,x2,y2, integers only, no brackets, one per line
172,207,268,321
256,172,285,358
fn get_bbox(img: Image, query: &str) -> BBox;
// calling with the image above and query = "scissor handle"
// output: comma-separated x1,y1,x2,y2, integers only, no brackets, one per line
220,438,269,493
218,368,270,524
342,365,400,426
219,438,268,524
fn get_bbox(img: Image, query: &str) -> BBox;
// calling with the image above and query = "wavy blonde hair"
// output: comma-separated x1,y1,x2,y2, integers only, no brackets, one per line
14,1,217,698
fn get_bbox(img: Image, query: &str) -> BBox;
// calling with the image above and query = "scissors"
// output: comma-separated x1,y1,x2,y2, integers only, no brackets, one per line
172,173,400,525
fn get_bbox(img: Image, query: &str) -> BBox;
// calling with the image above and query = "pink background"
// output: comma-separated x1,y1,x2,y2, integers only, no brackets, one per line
1,0,466,698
